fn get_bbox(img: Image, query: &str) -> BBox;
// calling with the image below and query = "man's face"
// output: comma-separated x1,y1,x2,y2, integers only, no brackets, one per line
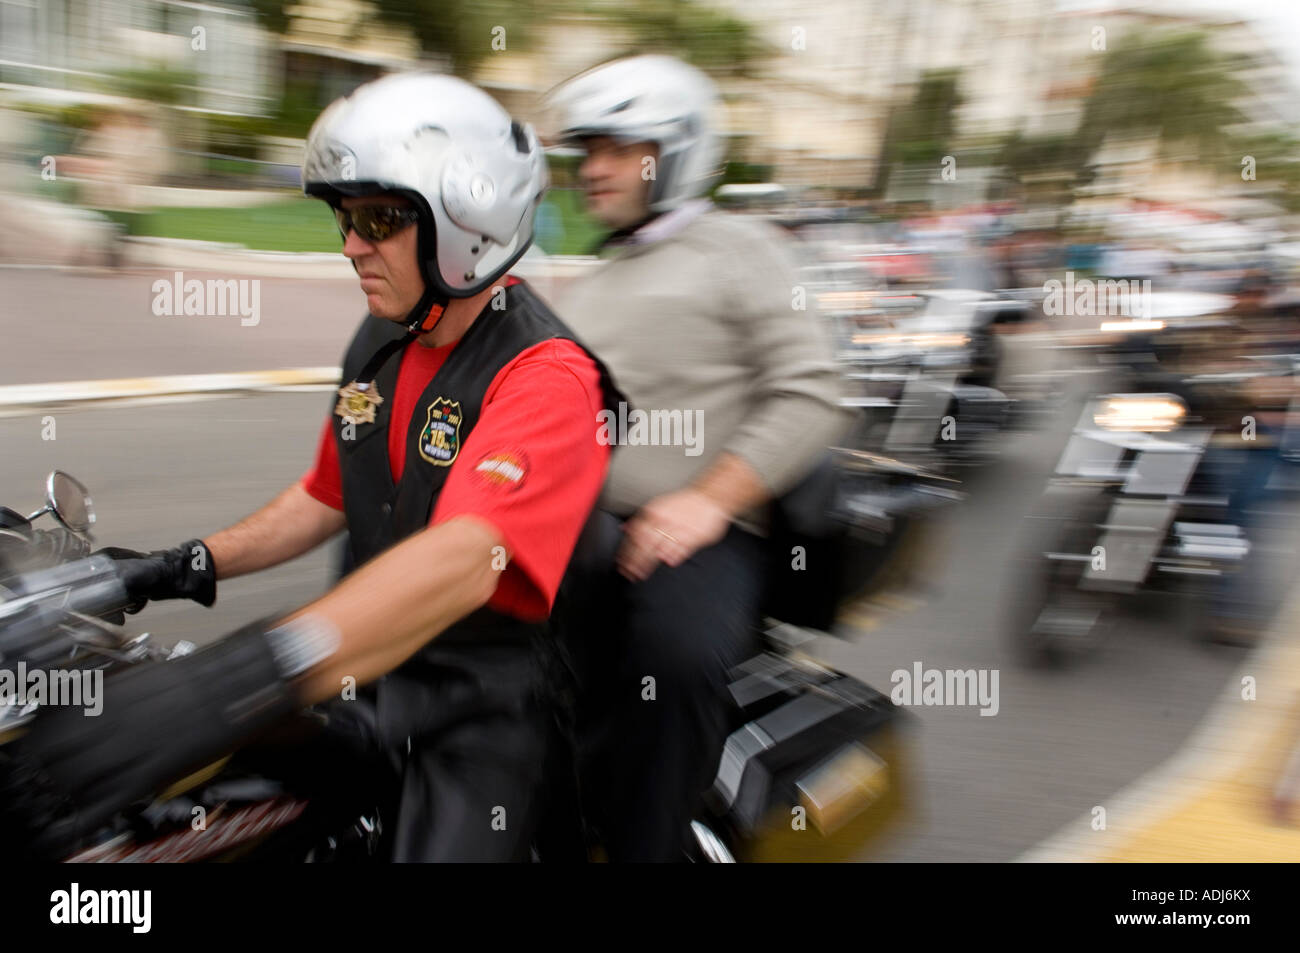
577,136,658,230
339,195,424,320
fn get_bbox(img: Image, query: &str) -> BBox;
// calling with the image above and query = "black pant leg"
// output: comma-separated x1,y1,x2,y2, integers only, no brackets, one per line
577,525,765,862
380,641,565,863
388,706,554,862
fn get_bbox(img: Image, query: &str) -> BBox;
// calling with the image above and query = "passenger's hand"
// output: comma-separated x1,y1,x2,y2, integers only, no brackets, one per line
617,488,730,581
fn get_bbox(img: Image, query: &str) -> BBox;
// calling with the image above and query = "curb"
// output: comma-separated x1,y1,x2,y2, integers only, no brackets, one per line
123,238,356,279
0,367,341,417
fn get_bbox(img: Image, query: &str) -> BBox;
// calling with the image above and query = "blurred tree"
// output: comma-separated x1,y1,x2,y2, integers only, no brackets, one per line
872,69,963,195
718,159,774,185
602,0,769,77
97,64,200,107
199,77,324,156
246,0,292,36
367,0,542,74
1235,129,1300,213
992,32,1257,207
89,63,203,182
1075,31,1247,160
997,131,1096,200
246,0,545,74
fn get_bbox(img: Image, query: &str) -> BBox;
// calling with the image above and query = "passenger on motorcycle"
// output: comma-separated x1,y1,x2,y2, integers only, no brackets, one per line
0,74,623,862
545,55,854,861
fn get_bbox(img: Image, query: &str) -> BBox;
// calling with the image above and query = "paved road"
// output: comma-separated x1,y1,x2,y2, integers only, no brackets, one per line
826,418,1298,861
0,392,340,649
3,390,1286,861
0,269,362,386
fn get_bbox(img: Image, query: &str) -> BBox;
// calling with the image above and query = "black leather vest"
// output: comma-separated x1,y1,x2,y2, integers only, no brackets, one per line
331,279,624,649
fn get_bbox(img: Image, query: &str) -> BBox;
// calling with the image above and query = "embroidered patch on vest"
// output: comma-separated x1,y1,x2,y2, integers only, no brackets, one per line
418,397,463,466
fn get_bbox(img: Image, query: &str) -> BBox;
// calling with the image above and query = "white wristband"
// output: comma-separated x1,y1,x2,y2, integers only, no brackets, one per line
264,615,341,680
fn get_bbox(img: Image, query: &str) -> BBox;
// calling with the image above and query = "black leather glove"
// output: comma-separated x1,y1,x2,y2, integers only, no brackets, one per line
0,619,305,861
93,538,217,611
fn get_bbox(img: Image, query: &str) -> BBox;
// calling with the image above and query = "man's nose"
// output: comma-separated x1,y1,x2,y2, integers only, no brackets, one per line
580,153,611,186
341,225,375,259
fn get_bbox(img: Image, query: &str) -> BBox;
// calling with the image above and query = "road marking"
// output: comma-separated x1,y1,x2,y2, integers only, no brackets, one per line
1017,587,1300,861
0,368,341,417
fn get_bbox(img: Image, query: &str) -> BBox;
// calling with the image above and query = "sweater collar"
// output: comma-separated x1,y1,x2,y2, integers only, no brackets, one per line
602,199,713,251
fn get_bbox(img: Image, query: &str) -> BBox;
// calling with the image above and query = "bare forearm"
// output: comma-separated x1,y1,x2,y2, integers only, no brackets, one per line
204,482,346,580
287,515,504,705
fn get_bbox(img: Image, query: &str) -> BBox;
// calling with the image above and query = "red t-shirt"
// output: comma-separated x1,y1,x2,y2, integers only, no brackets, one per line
300,299,609,622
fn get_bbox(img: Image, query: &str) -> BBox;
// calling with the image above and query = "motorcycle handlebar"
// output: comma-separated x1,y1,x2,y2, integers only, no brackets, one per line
1,554,132,619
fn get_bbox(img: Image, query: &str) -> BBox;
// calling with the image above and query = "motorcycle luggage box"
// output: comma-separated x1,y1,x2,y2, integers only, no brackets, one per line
724,649,842,724
706,667,907,861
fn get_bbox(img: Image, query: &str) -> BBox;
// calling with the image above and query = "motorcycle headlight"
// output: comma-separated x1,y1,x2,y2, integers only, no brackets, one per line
1093,395,1186,433
819,290,877,311
850,331,970,348
1099,319,1164,333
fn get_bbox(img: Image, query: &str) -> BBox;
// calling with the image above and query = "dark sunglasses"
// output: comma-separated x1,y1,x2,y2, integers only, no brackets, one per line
334,205,420,243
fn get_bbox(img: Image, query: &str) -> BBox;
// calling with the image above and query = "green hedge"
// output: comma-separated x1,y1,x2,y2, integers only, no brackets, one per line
132,190,607,255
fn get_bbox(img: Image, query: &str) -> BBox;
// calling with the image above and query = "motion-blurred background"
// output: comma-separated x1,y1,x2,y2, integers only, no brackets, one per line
3,0,1300,861
3,0,1300,258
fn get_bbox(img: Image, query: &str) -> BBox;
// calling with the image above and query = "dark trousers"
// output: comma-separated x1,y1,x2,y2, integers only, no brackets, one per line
561,513,765,861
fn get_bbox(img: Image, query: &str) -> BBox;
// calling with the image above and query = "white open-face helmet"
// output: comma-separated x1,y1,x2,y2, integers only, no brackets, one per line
302,72,549,301
546,55,723,214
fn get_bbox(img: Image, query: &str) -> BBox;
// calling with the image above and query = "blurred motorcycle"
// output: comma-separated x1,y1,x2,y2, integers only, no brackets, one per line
0,471,191,694
1008,316,1298,665
3,467,929,863
0,472,381,863
832,291,1024,471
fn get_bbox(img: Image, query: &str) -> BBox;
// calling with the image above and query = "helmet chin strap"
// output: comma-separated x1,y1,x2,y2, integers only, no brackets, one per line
402,283,451,336
348,283,452,390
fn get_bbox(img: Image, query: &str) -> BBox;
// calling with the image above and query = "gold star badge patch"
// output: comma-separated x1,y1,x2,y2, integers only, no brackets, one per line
335,380,383,425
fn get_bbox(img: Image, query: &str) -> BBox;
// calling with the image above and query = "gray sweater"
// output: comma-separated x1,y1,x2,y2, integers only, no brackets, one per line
554,206,854,534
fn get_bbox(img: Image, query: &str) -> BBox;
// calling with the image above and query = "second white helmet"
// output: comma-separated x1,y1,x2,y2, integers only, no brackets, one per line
546,55,723,214
302,72,549,299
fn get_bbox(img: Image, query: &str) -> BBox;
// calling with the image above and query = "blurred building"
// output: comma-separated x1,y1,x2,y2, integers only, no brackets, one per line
3,0,1297,208
279,0,419,104
0,0,273,112
479,0,1300,206
873,1,1296,210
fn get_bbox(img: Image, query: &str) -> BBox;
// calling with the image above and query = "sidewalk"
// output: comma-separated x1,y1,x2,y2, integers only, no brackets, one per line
0,191,602,291
121,236,603,292
123,236,354,279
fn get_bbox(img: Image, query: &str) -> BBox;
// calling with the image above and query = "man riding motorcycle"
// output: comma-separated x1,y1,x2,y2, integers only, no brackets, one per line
545,55,854,861
0,73,623,862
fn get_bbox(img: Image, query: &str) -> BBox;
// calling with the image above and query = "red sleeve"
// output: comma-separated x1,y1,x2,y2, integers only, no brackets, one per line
431,338,610,621
300,416,345,511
